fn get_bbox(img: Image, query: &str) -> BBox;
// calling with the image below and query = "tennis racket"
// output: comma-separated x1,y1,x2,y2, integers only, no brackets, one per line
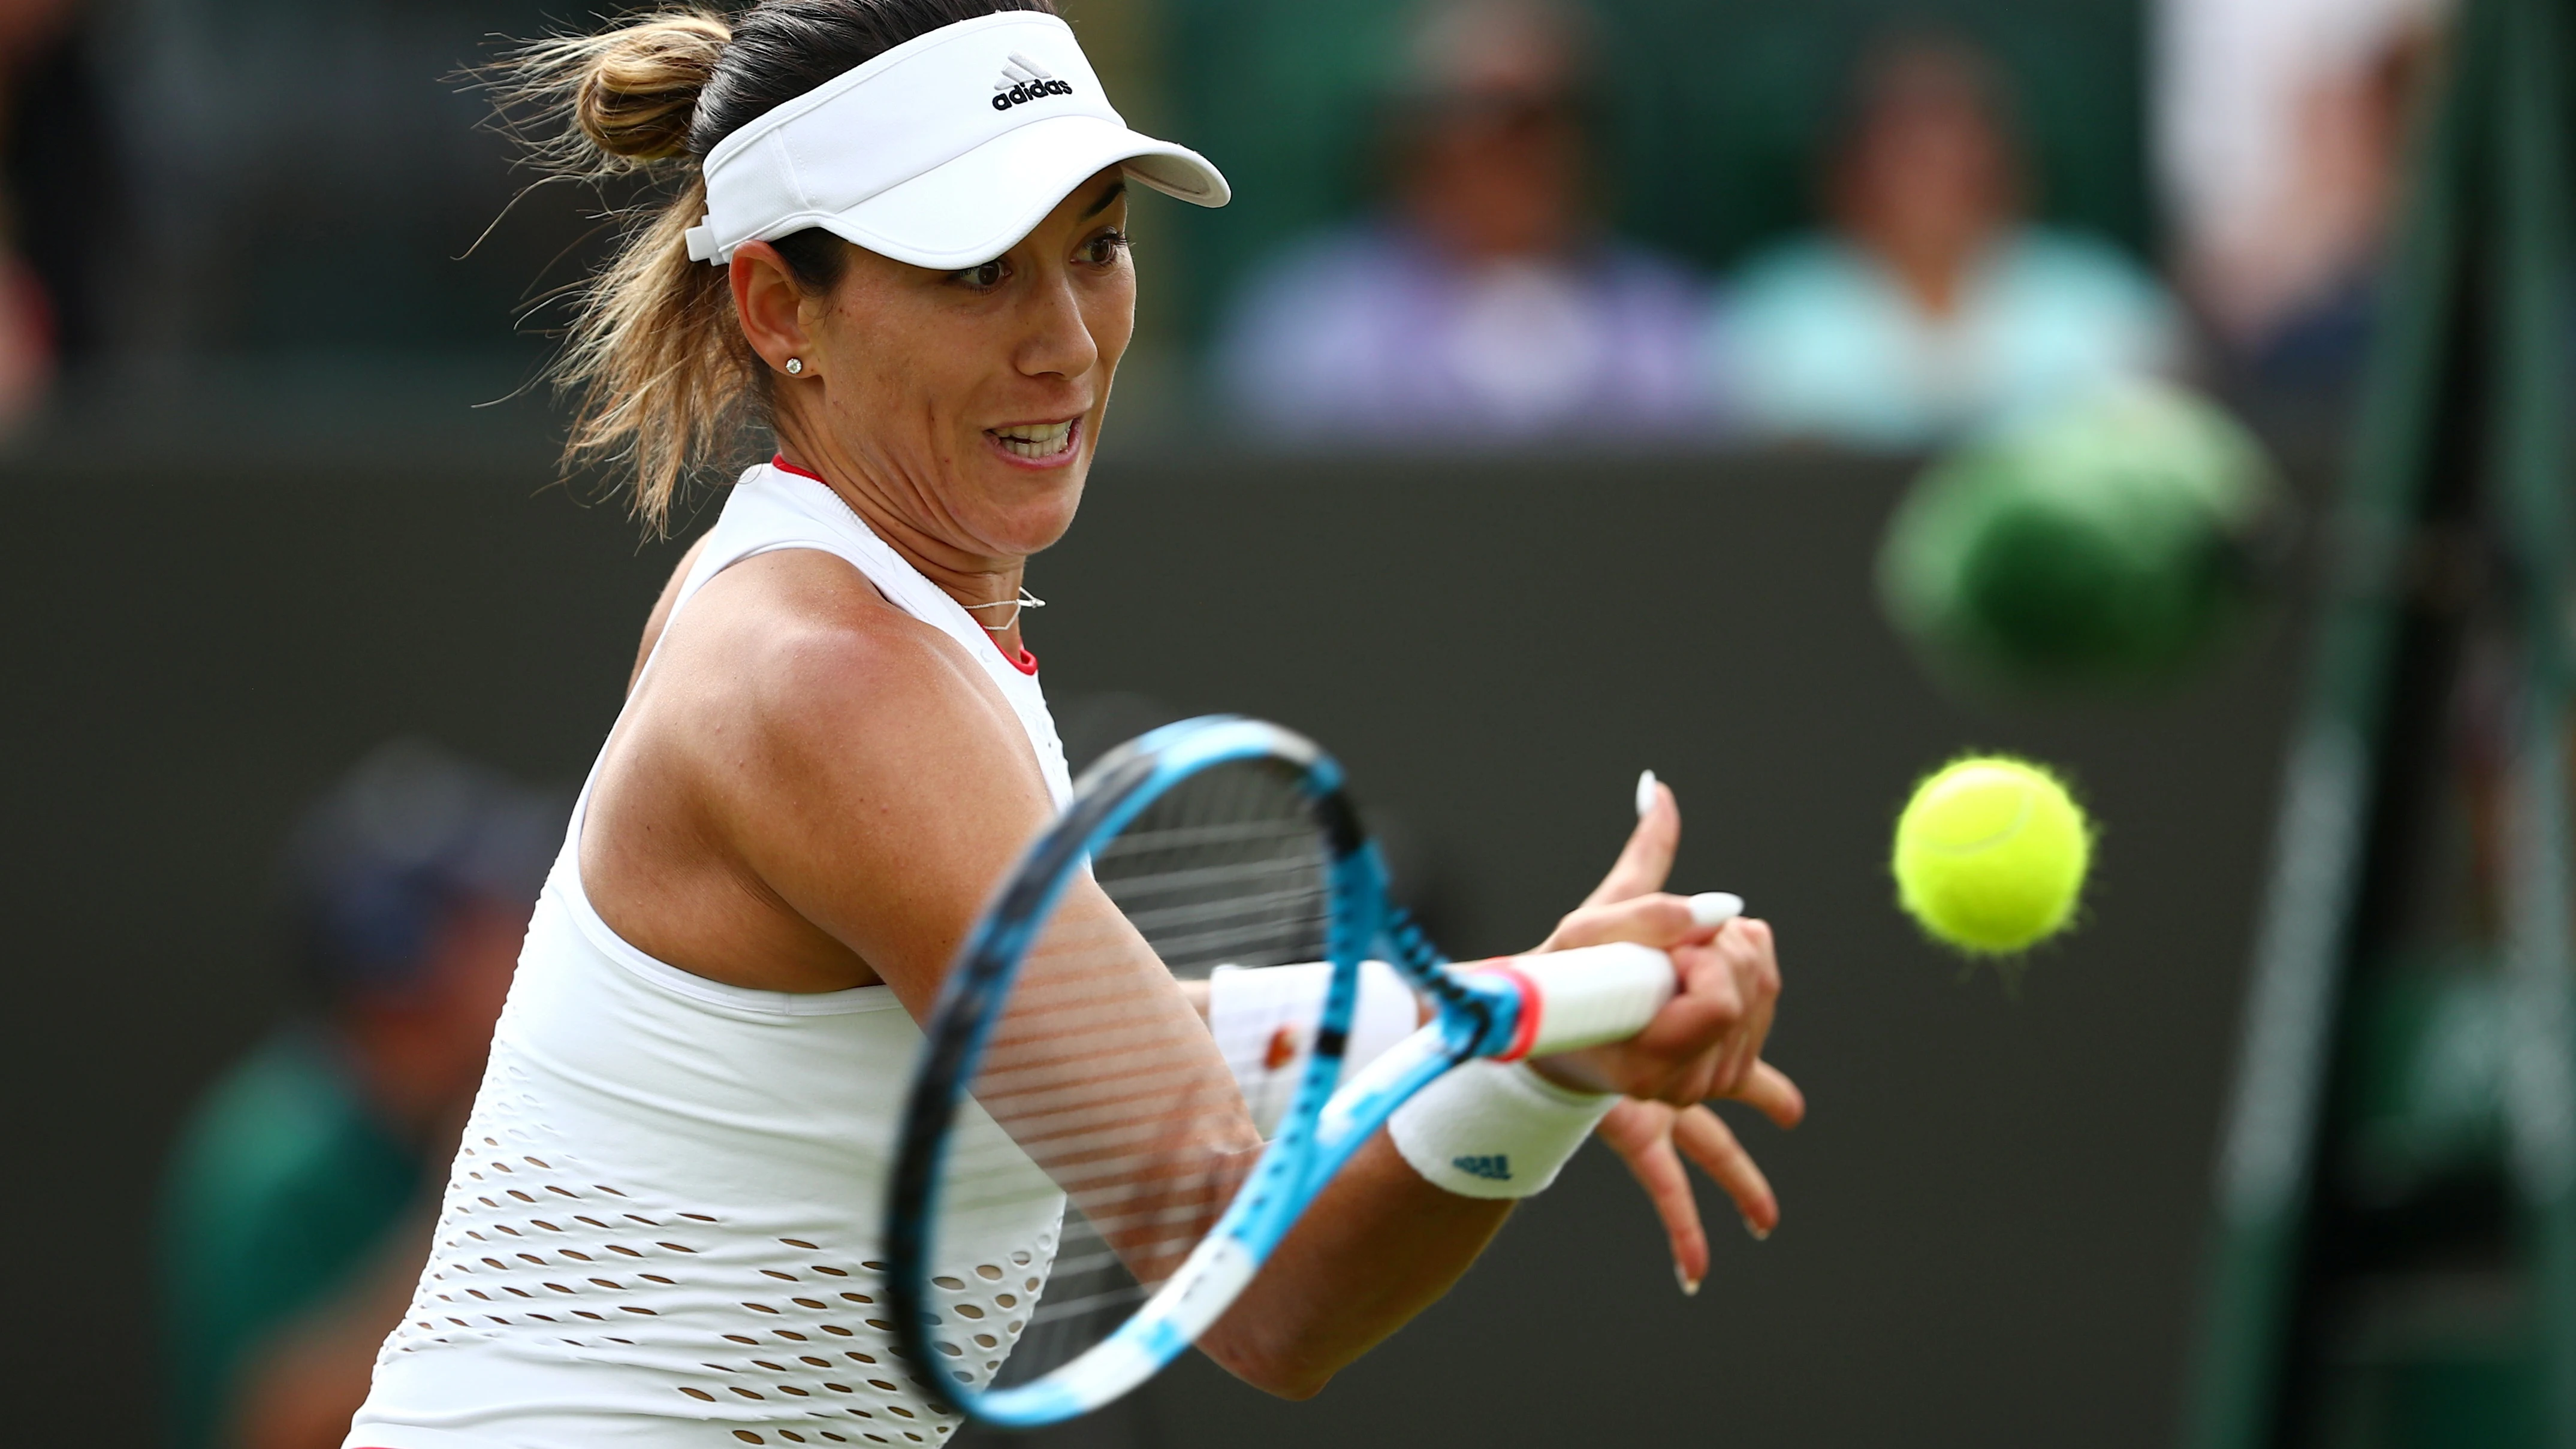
885,715,1720,1427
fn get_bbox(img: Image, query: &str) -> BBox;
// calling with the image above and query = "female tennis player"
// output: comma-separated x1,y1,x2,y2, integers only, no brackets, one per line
345,4,1800,1445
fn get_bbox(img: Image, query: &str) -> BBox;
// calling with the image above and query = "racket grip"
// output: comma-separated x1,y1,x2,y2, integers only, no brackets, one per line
1473,942,1678,1059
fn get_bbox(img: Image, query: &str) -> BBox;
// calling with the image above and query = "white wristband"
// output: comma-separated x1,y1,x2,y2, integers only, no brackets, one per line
1207,960,1419,1136
1386,1059,1619,1199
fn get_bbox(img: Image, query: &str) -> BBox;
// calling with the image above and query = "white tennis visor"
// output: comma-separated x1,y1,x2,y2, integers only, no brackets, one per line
684,11,1229,270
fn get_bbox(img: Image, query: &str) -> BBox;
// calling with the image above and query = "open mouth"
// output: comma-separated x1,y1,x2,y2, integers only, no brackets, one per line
987,418,1079,461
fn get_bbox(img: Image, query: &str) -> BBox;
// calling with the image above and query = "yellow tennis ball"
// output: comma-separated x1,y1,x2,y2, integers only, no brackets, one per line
1892,756,2092,955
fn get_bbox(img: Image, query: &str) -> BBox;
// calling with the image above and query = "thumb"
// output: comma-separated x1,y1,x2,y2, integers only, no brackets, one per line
1583,769,1679,908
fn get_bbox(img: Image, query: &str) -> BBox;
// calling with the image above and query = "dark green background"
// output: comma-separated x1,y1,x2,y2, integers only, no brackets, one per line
8,435,2290,1447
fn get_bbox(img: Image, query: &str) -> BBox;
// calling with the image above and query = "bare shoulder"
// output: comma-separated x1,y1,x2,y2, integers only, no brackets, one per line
586,545,1054,997
651,548,1035,787
630,530,717,691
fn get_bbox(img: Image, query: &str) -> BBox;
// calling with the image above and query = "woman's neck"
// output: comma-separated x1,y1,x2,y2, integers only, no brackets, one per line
770,445,1031,659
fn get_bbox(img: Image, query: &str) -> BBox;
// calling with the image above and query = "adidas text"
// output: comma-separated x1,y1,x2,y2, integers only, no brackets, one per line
991,56,1075,111
990,77,1073,110
1451,1153,1512,1182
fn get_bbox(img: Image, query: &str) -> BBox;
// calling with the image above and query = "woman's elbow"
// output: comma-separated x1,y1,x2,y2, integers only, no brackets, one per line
1201,1337,1339,1401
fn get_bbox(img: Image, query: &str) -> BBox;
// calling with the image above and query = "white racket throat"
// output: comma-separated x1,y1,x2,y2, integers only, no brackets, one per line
1042,1234,1260,1416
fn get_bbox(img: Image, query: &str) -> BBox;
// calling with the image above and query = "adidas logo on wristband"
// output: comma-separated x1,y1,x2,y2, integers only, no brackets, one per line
1394,1060,1616,1199
991,53,1075,110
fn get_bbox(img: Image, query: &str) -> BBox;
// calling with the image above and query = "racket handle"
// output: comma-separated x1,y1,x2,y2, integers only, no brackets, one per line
1467,942,1678,1059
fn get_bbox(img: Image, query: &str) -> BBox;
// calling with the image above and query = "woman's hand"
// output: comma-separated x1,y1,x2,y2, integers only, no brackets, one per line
1525,774,1805,1294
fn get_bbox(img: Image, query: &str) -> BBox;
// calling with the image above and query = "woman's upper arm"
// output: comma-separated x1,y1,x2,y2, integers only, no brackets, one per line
668,568,1263,1287
700,604,1059,1017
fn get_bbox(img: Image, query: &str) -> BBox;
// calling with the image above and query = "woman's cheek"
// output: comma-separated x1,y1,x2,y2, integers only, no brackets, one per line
1085,273,1138,360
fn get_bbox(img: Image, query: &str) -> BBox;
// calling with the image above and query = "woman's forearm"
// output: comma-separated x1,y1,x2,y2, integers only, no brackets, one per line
1193,1134,1512,1399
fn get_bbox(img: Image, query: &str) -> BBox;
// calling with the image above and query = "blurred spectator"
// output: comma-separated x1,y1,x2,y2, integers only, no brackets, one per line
1716,34,2183,451
159,741,557,1449
7,8,120,361
0,0,89,431
2161,0,2447,413
1213,0,1712,447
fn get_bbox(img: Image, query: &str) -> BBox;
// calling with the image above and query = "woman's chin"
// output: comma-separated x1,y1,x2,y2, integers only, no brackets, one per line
969,485,1085,558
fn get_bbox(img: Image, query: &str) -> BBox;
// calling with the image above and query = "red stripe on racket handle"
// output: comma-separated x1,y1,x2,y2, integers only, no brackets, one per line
1473,959,1548,1061
1464,942,1678,1060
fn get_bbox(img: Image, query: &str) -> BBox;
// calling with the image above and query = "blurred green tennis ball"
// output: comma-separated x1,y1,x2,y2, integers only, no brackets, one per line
1892,756,2092,956
1879,381,2285,696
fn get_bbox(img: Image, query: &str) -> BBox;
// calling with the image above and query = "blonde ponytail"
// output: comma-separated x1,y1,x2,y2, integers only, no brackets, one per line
494,11,756,533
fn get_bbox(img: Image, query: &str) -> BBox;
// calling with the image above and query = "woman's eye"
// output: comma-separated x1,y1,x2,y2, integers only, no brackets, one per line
1080,230,1131,267
956,259,1008,290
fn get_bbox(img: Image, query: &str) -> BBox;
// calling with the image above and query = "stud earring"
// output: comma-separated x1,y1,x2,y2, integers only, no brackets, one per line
784,357,804,376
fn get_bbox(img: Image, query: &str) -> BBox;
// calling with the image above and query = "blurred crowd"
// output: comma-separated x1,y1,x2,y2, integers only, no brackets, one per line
1211,0,2446,451
1215,5,2182,449
0,0,2466,455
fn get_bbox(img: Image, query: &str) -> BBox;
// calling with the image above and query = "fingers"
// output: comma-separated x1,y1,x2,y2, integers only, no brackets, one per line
1674,1105,1778,1239
1576,918,1779,1107
1697,918,1781,1098
1535,868,1785,1113
1628,945,1744,1101
1580,772,1679,908
1599,1101,1709,1295
1721,920,1777,1094
1546,890,1733,954
1727,1059,1806,1130
1598,1099,1785,1305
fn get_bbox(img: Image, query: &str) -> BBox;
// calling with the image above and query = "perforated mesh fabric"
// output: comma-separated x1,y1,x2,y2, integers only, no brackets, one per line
370,1047,1066,1447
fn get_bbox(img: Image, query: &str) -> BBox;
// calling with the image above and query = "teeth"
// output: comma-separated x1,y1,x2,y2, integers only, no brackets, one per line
990,419,1075,458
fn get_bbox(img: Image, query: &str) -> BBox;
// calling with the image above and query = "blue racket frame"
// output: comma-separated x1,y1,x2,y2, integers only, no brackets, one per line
886,716,1527,1428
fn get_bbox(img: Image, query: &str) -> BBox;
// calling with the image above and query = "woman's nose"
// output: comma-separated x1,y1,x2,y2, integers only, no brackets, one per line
1015,269,1100,380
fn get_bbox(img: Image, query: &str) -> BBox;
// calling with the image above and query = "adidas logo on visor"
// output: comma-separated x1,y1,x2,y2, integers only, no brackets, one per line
991,52,1075,110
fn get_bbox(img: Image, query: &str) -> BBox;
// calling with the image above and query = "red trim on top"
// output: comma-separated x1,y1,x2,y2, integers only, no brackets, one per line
770,454,1041,676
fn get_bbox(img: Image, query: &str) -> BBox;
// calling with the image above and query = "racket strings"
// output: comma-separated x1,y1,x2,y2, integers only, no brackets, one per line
930,757,1335,1387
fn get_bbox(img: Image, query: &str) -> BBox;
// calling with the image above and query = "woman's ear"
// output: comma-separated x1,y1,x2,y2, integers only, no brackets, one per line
730,242,814,378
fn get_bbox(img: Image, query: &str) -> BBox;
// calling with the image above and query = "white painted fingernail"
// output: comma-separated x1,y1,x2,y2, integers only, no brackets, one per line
1688,892,1744,928
1745,1218,1771,1243
1675,1264,1702,1296
1634,769,1658,819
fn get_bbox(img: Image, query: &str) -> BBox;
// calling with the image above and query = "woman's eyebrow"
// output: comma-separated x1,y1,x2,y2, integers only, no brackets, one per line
1079,180,1129,219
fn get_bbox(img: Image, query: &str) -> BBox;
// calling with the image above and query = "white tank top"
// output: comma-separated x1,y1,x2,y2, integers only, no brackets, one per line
348,463,1076,1449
